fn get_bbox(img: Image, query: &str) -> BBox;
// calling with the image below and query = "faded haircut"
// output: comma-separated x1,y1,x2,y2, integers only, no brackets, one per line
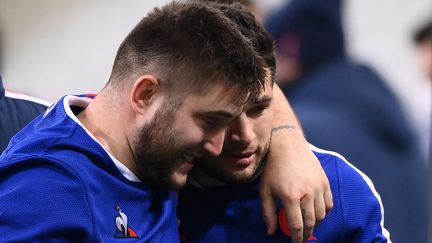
201,0,276,83
107,1,265,103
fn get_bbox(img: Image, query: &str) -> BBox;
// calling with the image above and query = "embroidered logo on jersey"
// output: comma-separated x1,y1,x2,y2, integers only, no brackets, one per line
113,205,138,238
278,208,317,241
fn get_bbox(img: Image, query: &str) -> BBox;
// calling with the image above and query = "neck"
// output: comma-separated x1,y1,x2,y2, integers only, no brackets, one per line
76,91,138,174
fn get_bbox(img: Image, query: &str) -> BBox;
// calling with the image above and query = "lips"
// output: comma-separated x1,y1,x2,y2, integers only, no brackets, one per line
224,151,255,167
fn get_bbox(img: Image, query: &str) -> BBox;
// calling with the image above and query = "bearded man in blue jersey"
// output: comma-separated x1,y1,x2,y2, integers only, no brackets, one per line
178,2,391,242
0,1,332,242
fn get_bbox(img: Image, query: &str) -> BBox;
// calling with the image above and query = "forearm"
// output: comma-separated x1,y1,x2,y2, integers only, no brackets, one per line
271,84,305,142
261,84,332,241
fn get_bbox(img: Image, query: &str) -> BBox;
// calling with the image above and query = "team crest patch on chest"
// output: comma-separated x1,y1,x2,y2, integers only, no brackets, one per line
113,205,139,238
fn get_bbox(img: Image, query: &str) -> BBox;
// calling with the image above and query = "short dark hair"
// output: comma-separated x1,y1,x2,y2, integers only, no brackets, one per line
204,0,276,83
413,19,432,45
108,1,265,102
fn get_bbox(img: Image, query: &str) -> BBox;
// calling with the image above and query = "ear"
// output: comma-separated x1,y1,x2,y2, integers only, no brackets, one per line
130,74,160,114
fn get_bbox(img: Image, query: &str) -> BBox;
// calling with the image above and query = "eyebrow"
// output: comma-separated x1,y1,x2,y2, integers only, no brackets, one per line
194,110,236,119
254,95,273,104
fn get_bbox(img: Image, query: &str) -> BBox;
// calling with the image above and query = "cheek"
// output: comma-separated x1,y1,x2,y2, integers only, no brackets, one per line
172,121,205,146
181,129,204,145
254,119,273,144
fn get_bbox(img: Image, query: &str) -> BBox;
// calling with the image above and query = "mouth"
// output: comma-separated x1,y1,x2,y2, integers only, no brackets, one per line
224,151,256,167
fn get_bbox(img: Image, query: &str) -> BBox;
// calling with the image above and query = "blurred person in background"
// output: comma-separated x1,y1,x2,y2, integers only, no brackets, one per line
264,0,427,242
411,19,432,242
413,19,432,81
0,26,50,152
410,19,431,161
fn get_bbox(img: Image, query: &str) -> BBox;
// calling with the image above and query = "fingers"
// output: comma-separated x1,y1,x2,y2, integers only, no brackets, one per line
324,184,334,213
282,201,305,243
259,185,277,235
262,189,331,242
300,197,315,243
313,193,326,224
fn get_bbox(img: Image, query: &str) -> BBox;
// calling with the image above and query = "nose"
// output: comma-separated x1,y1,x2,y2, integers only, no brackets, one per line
229,113,254,145
202,129,226,156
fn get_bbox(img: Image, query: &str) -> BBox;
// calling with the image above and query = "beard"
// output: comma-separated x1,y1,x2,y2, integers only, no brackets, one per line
193,140,270,185
133,101,189,190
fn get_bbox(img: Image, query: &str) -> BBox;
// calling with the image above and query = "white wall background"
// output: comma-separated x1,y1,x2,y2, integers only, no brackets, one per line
0,0,431,111
0,0,172,101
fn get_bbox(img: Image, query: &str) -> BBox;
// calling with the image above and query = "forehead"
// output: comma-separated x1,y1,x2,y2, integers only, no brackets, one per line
249,68,274,102
260,77,274,97
178,84,247,116
174,68,273,115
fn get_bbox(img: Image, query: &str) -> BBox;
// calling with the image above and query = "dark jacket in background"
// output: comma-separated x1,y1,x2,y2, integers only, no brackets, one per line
282,59,427,243
0,76,49,152
265,0,427,241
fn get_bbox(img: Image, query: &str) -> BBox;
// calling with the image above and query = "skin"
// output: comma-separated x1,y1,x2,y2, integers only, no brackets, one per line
77,68,331,242
235,2,332,239
77,74,248,190
75,65,331,242
191,77,274,185
41,1,332,241
262,84,332,243
417,40,432,81
191,71,332,242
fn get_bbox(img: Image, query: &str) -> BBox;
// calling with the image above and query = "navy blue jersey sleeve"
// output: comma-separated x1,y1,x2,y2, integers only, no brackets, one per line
0,157,94,241
331,152,391,242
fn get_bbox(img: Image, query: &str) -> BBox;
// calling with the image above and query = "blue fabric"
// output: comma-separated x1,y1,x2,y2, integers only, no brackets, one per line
0,95,179,242
178,148,390,242
0,76,48,152
282,58,427,243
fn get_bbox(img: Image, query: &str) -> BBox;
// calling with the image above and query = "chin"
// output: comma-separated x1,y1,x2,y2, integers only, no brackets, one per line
226,159,264,184
222,168,257,185
169,173,188,190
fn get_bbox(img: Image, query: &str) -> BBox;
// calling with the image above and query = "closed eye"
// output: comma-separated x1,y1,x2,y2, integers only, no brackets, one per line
246,97,272,117
195,110,236,130
201,116,230,130
247,104,269,115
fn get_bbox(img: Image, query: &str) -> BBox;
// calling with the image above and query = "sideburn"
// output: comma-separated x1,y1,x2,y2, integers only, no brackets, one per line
133,98,183,189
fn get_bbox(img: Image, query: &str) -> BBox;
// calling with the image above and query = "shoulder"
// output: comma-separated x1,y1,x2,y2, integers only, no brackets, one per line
4,90,51,109
1,91,50,129
0,155,90,203
0,156,94,241
311,145,382,203
311,145,391,242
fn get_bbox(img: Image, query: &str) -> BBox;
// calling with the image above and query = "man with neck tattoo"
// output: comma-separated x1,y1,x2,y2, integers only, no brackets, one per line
177,2,391,242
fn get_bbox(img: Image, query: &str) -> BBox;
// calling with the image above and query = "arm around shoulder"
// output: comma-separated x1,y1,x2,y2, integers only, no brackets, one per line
259,84,332,242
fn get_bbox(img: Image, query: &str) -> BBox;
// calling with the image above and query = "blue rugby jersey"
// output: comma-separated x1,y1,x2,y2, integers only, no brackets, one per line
178,146,391,243
0,95,179,242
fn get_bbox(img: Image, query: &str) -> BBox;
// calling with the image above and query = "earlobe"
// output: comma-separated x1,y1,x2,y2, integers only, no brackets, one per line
130,75,160,114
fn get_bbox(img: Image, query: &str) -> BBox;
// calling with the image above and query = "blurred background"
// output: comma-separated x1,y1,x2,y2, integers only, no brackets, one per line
0,0,430,152
0,0,429,104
